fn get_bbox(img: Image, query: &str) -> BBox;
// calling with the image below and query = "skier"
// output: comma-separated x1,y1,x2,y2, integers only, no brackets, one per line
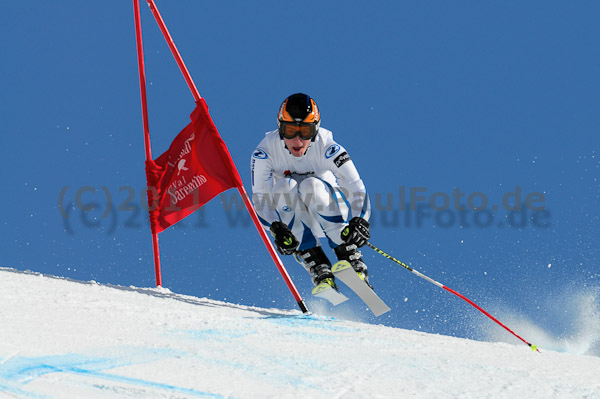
251,93,372,290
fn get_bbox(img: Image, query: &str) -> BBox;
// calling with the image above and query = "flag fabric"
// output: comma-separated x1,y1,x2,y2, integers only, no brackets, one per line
145,98,242,233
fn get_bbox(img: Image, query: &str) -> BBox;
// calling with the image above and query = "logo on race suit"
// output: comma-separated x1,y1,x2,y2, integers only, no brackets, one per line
333,151,350,168
285,171,314,177
282,206,292,212
325,144,341,159
252,148,268,159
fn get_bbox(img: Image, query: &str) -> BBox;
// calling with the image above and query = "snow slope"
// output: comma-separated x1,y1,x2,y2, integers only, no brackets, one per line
1,267,599,399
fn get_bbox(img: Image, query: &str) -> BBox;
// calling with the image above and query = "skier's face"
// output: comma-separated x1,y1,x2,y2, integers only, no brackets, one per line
284,135,311,157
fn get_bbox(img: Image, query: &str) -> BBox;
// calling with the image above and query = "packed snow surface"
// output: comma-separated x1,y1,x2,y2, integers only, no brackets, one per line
1,267,599,399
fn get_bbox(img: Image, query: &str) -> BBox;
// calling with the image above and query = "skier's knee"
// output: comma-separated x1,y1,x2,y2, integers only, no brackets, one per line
298,178,332,209
272,177,298,195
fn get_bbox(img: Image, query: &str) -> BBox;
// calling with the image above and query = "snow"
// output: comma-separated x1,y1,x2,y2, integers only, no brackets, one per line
1,267,599,399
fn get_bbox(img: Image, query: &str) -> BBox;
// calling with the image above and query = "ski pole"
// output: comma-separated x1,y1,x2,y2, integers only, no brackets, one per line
366,242,540,352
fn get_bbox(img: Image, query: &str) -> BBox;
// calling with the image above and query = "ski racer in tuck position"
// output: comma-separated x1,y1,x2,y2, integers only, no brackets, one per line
251,93,372,290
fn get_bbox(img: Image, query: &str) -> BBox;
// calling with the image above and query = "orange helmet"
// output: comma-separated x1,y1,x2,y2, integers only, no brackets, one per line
277,93,321,140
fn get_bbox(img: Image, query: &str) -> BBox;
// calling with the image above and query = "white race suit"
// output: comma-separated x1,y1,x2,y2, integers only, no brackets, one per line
250,127,371,251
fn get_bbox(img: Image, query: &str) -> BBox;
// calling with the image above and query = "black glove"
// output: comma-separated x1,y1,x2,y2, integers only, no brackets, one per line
270,221,300,255
341,217,370,247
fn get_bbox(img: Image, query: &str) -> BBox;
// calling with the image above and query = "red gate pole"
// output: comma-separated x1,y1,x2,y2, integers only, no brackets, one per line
133,0,162,286
143,0,307,312
236,184,309,313
145,0,200,101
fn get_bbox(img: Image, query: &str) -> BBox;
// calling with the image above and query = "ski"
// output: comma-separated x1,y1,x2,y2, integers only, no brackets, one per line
311,281,348,305
332,260,391,316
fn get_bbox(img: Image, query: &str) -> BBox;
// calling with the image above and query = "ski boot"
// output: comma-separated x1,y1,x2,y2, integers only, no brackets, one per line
334,243,372,288
294,246,336,289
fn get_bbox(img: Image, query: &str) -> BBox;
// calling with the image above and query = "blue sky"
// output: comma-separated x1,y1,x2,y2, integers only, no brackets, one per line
2,1,599,343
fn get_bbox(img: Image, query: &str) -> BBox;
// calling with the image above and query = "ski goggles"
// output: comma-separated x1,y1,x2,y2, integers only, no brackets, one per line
279,122,318,140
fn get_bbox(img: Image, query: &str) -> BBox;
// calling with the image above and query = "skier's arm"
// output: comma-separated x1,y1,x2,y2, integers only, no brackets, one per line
327,145,372,247
326,146,371,221
337,162,371,221
250,148,278,227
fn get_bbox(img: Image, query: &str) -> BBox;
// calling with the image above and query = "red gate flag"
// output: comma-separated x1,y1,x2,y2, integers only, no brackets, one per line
145,98,242,234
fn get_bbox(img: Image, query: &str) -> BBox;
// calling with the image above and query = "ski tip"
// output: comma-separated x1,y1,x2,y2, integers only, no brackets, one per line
373,306,392,317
